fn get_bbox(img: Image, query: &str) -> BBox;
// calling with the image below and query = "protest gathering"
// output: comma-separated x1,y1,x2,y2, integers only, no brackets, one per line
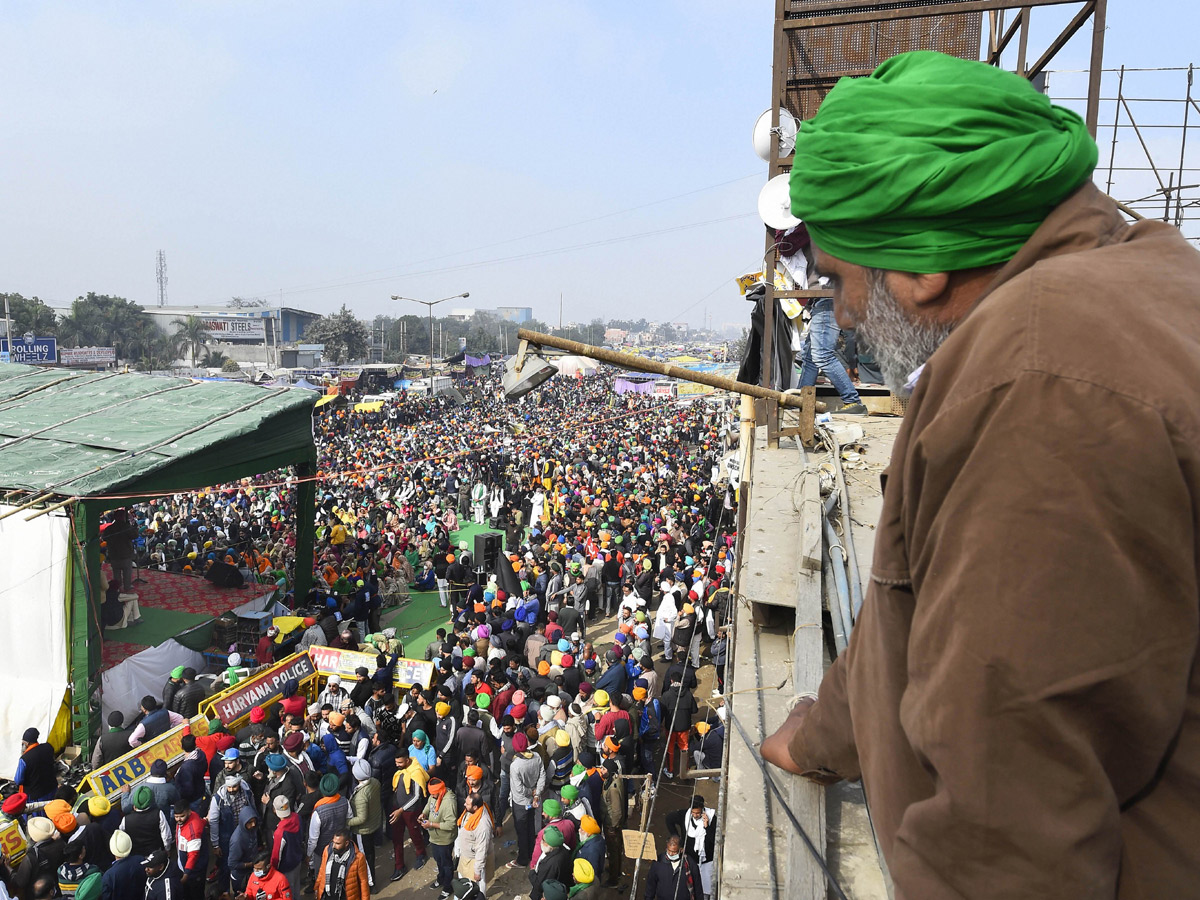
3,371,737,900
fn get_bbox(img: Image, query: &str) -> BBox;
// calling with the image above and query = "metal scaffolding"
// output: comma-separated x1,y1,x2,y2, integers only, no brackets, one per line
760,0,1108,393
1046,65,1199,242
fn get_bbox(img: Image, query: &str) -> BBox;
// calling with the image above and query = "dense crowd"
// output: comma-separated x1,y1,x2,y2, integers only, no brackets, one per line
5,373,738,900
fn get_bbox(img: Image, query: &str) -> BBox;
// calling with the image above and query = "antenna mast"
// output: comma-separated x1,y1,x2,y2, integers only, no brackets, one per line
156,250,168,307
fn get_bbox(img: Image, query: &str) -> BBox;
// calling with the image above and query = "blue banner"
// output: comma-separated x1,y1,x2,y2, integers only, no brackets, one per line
1,336,58,364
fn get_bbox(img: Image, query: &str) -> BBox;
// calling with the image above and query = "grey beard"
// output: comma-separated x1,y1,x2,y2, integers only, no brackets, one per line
858,268,953,395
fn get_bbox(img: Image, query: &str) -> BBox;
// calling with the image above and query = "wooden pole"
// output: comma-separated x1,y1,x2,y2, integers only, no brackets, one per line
514,328,808,409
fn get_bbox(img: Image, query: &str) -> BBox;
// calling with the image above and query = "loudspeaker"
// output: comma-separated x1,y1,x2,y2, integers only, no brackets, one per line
205,561,245,589
474,531,504,572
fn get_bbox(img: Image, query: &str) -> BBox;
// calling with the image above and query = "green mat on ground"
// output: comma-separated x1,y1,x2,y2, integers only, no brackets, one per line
382,590,450,660
381,520,499,656
109,606,213,648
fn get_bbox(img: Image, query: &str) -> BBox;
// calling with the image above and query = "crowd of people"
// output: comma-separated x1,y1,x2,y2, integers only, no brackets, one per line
3,372,740,900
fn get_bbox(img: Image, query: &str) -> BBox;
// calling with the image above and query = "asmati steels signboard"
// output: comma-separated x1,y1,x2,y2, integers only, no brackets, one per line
196,315,267,340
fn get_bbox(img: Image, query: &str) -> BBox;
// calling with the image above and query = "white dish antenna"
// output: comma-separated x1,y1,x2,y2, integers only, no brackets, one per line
752,108,798,161
757,174,801,230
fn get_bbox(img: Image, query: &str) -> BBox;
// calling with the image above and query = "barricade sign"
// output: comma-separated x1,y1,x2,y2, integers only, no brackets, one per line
203,652,317,726
0,821,27,865
307,646,434,689
82,720,194,802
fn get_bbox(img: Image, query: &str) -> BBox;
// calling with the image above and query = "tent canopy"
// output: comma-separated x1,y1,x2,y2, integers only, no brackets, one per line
0,362,319,754
0,363,317,497
553,355,599,377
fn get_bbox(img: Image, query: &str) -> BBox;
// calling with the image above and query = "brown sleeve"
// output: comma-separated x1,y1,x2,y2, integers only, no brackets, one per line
787,645,862,781
890,373,1196,896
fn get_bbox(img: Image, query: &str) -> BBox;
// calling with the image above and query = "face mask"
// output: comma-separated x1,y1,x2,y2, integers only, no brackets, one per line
254,869,266,878
667,853,680,862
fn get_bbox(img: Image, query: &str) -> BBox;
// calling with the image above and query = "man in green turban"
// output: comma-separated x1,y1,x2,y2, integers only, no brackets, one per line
762,50,1200,898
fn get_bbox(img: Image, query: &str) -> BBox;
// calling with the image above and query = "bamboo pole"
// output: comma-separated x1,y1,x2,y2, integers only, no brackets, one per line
515,328,808,408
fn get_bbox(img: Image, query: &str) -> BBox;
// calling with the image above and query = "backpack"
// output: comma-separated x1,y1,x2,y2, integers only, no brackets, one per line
639,699,661,737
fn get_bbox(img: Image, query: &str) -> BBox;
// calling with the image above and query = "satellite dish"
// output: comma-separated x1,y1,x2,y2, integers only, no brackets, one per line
752,108,798,161
758,174,801,230
501,351,557,400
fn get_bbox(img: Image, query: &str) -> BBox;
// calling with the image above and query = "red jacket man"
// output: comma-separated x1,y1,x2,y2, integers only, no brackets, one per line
241,852,293,900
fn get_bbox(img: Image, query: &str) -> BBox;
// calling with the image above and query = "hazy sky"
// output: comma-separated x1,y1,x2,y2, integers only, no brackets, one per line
0,2,1192,328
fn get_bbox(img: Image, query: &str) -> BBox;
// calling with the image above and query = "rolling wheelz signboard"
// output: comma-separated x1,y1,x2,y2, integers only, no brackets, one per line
0,336,57,364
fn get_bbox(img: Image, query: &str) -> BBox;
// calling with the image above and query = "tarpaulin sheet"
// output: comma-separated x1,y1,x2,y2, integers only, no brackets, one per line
614,377,662,394
100,639,208,725
0,505,70,778
0,363,317,496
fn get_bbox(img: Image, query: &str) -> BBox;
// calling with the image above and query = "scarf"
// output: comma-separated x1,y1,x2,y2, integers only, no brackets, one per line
428,779,447,813
683,807,715,863
323,843,355,900
788,50,1097,273
399,760,429,794
457,802,493,832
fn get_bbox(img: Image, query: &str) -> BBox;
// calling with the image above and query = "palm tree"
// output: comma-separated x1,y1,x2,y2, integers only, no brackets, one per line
201,348,229,368
173,316,209,368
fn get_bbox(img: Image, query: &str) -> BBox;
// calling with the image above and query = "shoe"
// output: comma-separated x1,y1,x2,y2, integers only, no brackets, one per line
391,867,409,882
837,402,868,415
505,860,526,870
414,854,429,870
439,892,451,900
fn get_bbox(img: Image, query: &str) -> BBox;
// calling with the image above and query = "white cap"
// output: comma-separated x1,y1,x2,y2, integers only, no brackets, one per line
328,675,340,684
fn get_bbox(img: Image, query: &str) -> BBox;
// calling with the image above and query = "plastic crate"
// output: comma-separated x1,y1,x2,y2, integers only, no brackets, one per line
237,611,272,634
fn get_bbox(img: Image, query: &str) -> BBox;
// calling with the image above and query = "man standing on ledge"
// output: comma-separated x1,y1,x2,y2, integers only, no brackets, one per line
759,51,1200,897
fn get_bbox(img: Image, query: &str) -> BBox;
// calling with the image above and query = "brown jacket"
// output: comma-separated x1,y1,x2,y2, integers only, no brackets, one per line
313,843,371,900
790,183,1200,898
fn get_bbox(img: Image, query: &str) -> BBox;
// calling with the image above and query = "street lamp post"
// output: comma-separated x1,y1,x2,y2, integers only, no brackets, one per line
390,292,469,396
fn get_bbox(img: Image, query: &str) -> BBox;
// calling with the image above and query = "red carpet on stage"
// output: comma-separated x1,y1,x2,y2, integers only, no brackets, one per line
99,567,260,672
103,566,256,617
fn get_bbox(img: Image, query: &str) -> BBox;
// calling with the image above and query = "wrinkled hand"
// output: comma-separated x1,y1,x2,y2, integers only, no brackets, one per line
759,697,814,776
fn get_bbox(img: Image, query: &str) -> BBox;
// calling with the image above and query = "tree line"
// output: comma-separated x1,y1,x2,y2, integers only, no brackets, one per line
1,292,237,370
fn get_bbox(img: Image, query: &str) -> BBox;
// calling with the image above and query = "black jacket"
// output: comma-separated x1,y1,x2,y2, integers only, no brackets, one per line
644,854,704,900
529,846,573,900
171,680,207,719
18,742,57,800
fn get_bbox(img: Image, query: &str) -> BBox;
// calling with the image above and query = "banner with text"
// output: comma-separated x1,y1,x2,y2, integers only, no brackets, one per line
205,653,317,725
196,316,267,340
0,337,57,364
83,720,194,802
59,346,116,366
308,646,434,689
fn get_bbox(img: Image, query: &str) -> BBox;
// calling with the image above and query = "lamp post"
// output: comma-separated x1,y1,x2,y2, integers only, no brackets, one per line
390,292,469,396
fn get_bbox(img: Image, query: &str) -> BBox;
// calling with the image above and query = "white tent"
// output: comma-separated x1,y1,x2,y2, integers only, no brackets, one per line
553,355,600,377
0,505,71,778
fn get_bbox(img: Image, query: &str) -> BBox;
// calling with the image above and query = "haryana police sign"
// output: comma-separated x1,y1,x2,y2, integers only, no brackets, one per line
206,652,317,725
0,336,57,364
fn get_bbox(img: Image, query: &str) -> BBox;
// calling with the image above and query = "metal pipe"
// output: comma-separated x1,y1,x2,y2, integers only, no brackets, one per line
1176,65,1193,228
515,328,809,408
1085,0,1108,136
824,547,849,655
819,426,865,620
824,515,856,641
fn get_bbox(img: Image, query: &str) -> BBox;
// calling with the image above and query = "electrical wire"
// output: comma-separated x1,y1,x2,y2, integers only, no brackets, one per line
236,173,763,299
271,214,760,298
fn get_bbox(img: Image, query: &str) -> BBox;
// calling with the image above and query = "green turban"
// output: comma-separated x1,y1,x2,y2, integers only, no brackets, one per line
133,786,153,811
542,798,563,819
789,51,1098,273
543,825,565,848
